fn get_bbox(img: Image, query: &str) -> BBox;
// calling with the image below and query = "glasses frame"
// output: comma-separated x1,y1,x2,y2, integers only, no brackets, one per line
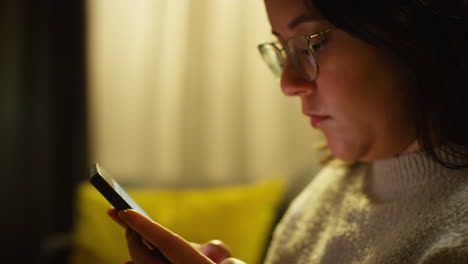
258,27,335,81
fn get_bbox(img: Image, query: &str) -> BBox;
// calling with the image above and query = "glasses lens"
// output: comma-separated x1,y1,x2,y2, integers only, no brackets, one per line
258,44,284,77
286,37,318,81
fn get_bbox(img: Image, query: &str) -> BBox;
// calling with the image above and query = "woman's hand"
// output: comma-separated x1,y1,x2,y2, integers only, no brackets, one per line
193,240,233,264
107,208,245,264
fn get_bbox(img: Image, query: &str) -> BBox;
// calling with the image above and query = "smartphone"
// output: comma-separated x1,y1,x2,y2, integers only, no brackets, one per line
89,163,170,262
89,163,152,219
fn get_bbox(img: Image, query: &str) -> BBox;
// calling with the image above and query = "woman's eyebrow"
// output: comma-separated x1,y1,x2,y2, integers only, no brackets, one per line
271,14,324,36
288,14,323,29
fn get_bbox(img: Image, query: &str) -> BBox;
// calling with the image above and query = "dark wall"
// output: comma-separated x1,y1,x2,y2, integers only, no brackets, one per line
0,0,87,263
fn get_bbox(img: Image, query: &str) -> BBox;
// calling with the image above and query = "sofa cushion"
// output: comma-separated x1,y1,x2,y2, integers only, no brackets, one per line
70,179,284,264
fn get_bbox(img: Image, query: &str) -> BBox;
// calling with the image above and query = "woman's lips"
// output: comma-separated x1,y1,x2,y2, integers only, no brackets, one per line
309,115,330,128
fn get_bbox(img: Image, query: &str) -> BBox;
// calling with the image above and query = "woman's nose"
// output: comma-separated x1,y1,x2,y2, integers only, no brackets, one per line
280,60,316,97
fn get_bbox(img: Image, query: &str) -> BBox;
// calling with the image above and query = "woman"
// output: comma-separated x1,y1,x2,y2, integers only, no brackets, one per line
109,0,468,263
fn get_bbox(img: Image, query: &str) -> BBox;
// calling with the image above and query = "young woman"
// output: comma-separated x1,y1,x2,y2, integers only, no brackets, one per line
109,0,468,263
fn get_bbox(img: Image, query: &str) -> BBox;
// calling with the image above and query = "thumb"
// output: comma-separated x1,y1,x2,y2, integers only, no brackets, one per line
220,258,246,264
200,240,231,263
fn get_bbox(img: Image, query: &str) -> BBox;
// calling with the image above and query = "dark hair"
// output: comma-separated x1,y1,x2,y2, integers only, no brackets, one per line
306,0,468,169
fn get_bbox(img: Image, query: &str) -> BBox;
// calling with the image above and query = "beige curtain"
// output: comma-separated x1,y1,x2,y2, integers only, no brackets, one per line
87,0,324,187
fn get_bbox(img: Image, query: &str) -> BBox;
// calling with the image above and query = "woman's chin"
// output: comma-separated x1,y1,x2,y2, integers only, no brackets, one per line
325,137,363,162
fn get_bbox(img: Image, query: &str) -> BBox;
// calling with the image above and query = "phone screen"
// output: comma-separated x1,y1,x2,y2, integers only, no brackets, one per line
89,163,171,262
89,163,152,219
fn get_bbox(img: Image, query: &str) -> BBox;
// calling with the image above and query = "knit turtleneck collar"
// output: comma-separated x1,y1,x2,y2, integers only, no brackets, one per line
368,150,467,201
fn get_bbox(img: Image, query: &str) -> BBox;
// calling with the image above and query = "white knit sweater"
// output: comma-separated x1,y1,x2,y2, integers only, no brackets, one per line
263,152,468,264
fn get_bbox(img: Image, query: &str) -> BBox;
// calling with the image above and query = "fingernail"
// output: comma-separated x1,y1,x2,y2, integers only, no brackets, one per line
210,240,223,246
118,209,132,222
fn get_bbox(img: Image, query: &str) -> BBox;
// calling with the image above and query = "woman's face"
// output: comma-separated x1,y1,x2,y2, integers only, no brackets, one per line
265,0,417,162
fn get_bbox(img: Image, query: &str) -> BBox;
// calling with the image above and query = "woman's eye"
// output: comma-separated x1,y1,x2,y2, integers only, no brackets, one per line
299,49,310,55
297,38,328,57
311,38,329,52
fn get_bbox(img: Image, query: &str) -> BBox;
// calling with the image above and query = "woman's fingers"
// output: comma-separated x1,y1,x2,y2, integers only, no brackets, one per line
125,228,168,264
107,208,129,228
113,209,241,264
219,258,247,264
200,240,232,263
118,209,215,264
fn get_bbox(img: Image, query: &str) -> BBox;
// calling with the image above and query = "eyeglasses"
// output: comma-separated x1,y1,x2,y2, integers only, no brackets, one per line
257,28,335,81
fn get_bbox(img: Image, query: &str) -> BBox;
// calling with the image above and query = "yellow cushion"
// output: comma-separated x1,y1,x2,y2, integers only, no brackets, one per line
70,179,284,264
